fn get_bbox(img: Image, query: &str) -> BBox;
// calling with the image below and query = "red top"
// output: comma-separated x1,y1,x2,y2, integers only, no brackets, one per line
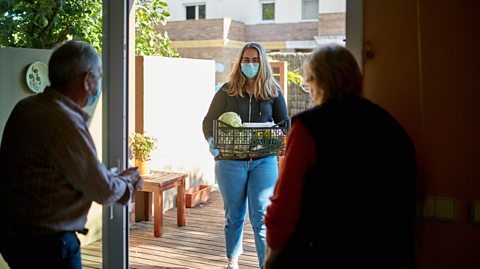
265,120,316,250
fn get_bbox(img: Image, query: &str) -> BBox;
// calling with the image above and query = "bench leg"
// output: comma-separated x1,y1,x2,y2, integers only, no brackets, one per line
154,189,163,237
145,192,152,221
177,177,186,226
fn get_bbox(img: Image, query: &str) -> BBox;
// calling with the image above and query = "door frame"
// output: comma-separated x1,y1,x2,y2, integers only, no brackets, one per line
101,1,132,268
99,1,365,267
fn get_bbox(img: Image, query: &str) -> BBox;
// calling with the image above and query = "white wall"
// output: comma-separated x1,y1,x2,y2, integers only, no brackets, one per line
209,0,257,24
0,48,50,133
167,0,255,23
320,0,346,13
142,56,216,189
166,0,346,24
276,0,302,23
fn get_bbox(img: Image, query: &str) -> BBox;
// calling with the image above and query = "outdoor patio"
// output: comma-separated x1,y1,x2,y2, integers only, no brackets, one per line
81,190,259,269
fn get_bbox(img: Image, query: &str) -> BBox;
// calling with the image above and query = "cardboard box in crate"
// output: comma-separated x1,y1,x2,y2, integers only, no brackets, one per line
186,185,211,208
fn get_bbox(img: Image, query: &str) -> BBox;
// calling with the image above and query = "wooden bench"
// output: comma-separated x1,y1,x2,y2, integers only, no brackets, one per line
136,171,187,237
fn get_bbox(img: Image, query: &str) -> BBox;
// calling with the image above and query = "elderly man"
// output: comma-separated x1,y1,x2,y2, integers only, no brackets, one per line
0,40,142,268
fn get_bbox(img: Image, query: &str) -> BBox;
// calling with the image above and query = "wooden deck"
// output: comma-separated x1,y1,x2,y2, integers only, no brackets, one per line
81,190,259,269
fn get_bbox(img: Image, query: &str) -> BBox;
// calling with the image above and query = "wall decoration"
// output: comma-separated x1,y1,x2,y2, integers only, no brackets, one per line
25,61,49,93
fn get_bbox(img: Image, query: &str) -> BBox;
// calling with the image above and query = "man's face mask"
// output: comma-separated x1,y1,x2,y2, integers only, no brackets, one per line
86,79,102,106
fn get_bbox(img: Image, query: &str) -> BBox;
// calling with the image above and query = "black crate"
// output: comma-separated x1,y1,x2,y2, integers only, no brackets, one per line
213,119,290,160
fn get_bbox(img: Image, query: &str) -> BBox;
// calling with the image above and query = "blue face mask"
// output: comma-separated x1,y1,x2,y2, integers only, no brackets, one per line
241,63,259,79
86,79,102,106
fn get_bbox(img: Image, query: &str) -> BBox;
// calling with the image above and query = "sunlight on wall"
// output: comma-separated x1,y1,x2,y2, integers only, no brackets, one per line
142,56,216,188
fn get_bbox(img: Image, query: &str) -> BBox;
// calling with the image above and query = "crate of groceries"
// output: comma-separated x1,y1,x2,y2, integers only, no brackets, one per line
213,112,290,160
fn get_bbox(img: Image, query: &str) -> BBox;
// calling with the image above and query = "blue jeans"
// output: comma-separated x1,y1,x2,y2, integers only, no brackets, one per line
215,156,278,268
0,232,81,269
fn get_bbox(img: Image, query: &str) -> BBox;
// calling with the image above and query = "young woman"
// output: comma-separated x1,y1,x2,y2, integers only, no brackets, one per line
202,42,289,269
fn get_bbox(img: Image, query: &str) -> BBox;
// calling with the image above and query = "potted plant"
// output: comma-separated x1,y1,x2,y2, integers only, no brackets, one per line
128,132,158,175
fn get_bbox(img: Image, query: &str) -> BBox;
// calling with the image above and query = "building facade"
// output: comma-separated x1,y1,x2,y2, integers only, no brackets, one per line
160,0,346,87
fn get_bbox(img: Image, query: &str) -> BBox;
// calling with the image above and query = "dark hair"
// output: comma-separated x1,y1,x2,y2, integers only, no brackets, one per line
48,40,101,87
304,44,363,102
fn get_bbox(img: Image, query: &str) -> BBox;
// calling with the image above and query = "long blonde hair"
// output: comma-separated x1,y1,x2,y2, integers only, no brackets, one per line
225,42,279,100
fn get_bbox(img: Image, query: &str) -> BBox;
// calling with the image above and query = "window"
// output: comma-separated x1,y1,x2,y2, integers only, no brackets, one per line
302,0,319,20
262,2,275,21
185,4,206,20
186,6,195,20
198,5,206,19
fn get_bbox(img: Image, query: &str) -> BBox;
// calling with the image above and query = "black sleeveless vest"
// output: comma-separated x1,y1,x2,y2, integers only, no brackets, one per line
274,97,416,268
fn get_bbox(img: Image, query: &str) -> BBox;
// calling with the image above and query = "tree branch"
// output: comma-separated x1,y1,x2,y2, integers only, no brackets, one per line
38,0,62,42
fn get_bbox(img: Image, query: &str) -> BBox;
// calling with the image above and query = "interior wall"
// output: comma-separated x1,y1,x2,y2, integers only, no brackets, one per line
363,0,480,268
415,0,480,268
363,0,423,151
0,48,51,132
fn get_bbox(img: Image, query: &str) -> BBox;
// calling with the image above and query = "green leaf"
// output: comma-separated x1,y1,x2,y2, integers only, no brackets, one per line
0,0,177,56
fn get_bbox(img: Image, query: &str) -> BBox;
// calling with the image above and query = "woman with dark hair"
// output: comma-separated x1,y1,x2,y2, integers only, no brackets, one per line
264,44,416,269
202,42,289,269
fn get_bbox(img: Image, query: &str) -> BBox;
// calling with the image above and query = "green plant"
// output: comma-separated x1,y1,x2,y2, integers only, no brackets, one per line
0,0,102,50
287,68,304,87
129,132,158,162
0,0,178,57
135,0,179,57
